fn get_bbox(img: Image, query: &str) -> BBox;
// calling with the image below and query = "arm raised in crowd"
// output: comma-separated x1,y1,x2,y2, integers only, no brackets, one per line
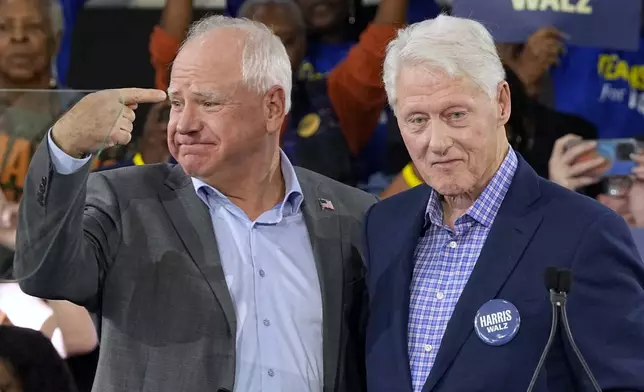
150,0,193,90
327,0,406,155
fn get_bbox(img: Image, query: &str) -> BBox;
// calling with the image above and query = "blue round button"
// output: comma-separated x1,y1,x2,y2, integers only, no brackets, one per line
474,299,521,346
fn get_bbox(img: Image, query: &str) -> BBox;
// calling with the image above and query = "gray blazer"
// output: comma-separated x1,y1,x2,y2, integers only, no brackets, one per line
15,142,377,392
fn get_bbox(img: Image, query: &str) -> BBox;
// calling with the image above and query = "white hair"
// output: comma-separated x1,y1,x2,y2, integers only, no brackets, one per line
383,14,505,110
47,0,64,37
181,15,293,113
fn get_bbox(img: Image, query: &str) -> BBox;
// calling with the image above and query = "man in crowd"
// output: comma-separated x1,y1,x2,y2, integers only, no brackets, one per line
365,15,644,392
150,0,406,186
15,15,376,392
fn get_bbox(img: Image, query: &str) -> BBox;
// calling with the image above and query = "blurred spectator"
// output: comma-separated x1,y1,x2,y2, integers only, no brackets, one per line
628,153,644,258
0,0,115,204
497,26,565,101
381,65,598,197
96,101,171,170
151,0,405,185
0,0,59,90
294,0,362,75
630,152,644,227
0,325,78,392
292,0,410,191
0,191,98,392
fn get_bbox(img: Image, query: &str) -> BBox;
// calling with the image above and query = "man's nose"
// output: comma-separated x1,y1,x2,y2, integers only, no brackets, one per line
427,121,453,156
175,103,202,134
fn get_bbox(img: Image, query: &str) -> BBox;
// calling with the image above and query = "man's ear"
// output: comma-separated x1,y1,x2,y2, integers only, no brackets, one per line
497,81,511,127
264,86,287,134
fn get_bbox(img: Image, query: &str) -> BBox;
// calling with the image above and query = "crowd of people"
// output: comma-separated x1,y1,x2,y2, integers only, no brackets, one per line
0,0,643,390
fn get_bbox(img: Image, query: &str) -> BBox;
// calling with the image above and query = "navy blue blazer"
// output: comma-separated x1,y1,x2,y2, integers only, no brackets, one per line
364,155,644,392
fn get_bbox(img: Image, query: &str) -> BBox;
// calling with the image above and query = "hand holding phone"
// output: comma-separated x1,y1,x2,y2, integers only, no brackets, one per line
564,137,641,178
549,134,608,190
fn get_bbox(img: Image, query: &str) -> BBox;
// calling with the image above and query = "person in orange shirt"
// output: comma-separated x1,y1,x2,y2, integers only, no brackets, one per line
149,0,406,185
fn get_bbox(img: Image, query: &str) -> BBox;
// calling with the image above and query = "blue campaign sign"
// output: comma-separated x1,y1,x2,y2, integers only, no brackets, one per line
451,0,642,51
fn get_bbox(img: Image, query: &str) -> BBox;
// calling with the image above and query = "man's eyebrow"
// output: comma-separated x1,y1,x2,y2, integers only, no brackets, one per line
191,90,224,100
167,88,227,101
167,88,180,98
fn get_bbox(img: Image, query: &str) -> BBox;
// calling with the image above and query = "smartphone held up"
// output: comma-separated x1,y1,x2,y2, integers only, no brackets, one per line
564,138,642,179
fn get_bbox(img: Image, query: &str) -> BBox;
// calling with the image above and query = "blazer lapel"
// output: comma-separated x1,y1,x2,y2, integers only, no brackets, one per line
422,158,544,392
389,186,432,391
160,165,237,336
296,168,345,391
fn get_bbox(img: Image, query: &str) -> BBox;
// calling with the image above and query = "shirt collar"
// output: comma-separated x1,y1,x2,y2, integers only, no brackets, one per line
425,148,518,228
191,149,304,217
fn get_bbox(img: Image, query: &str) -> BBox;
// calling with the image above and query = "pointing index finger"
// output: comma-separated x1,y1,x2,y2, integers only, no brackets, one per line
117,88,167,105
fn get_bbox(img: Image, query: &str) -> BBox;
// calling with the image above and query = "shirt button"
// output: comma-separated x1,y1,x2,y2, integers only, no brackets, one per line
448,241,457,249
268,369,275,377
263,319,270,326
436,292,445,300
423,344,433,352
259,269,266,277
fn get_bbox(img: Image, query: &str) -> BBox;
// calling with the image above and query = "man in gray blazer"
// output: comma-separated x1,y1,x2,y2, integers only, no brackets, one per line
13,15,376,392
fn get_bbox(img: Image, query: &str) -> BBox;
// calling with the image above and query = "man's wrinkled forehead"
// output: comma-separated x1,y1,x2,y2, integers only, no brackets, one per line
396,66,483,110
167,85,232,100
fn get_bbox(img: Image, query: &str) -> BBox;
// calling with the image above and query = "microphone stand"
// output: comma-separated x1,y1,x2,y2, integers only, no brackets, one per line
526,291,559,392
526,269,602,392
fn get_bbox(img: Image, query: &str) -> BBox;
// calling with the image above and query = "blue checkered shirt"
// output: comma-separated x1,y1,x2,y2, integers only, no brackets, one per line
408,149,518,392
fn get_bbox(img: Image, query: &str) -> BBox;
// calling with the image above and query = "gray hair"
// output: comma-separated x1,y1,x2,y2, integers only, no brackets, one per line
383,14,505,110
47,0,64,37
181,15,293,112
237,0,305,30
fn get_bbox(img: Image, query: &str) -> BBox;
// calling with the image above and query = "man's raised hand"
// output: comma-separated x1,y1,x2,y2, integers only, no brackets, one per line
51,88,167,158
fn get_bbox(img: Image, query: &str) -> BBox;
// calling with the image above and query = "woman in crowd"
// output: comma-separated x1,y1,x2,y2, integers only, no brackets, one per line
0,3,100,384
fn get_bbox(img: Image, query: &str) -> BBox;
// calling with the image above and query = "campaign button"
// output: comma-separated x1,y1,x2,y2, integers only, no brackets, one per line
474,299,521,346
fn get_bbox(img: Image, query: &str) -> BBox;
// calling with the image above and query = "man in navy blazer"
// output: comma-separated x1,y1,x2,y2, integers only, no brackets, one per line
365,15,644,392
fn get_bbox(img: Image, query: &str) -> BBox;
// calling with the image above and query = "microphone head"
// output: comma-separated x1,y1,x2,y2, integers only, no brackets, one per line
544,267,559,291
557,269,572,293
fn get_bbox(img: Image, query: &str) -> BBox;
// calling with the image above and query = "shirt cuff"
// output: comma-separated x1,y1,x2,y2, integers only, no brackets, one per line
47,130,92,175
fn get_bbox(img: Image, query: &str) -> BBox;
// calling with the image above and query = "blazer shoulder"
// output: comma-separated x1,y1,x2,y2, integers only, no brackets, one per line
369,184,431,223
365,185,430,249
89,163,174,195
537,177,615,222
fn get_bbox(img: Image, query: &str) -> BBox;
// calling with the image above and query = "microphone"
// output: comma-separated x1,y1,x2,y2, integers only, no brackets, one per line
526,268,601,392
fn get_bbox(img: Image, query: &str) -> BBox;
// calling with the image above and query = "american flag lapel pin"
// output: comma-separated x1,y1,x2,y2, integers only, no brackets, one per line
318,198,335,211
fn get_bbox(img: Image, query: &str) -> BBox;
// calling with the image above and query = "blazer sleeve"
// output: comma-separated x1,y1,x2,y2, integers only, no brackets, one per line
14,140,122,311
566,210,644,391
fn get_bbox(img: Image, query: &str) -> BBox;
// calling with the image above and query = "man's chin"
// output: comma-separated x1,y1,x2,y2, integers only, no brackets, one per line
178,156,205,175
429,178,469,198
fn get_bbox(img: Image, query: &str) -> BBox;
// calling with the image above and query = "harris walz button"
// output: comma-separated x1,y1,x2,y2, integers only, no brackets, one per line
474,299,521,346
